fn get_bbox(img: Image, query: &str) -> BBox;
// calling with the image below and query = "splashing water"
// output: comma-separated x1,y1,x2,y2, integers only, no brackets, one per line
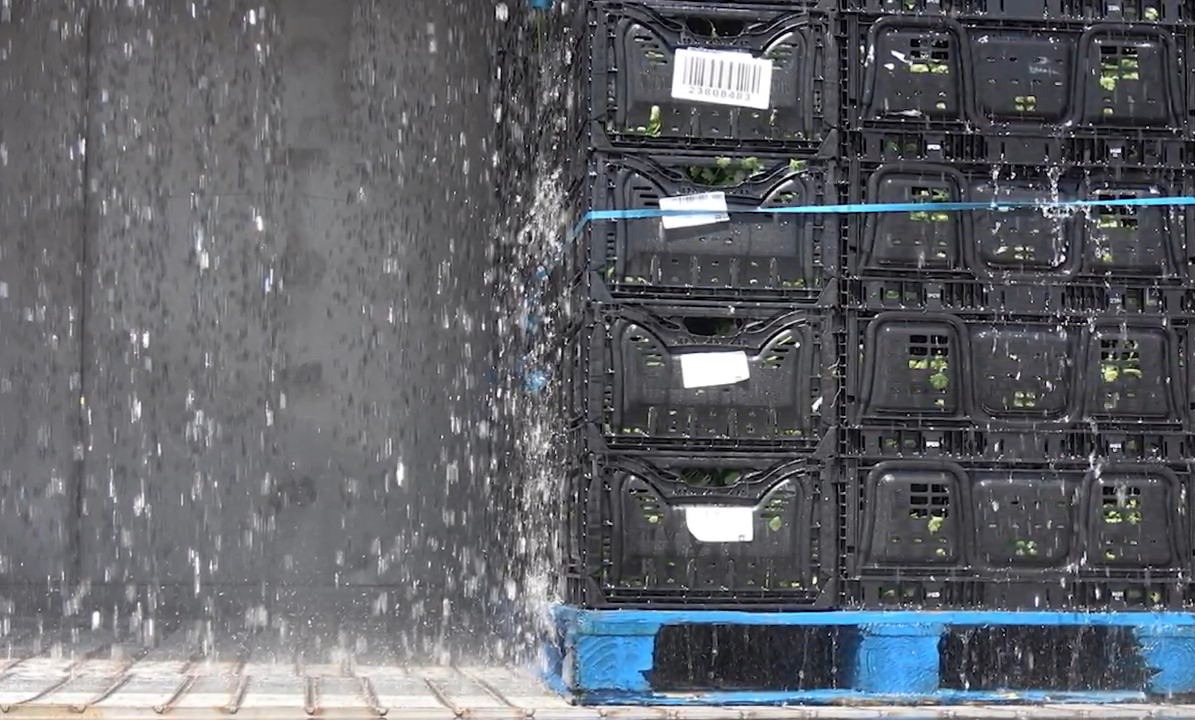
0,0,572,668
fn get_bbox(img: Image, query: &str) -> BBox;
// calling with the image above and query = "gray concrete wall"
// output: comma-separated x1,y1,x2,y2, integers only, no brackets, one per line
0,0,87,585
2,0,508,656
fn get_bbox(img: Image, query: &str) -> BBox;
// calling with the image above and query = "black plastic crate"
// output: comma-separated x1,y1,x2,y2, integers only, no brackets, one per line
842,15,1194,136
848,577,1192,608
566,300,838,450
844,312,1192,427
575,1,838,151
847,277,1195,314
841,160,1195,284
846,128,1195,167
569,149,841,303
841,0,1194,24
565,451,839,608
838,459,1192,607
842,425,1195,462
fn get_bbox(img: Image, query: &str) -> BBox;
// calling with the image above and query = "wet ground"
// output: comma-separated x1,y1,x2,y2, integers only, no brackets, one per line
0,0,545,661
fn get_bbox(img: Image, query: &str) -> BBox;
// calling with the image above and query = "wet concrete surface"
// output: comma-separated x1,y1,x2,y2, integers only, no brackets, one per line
1,0,516,659
0,0,87,587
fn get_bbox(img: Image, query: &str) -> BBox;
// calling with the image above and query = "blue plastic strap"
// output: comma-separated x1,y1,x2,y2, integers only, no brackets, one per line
567,195,1195,241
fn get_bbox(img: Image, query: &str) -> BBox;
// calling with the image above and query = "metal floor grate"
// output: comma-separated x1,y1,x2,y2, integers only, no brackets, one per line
1,627,1194,719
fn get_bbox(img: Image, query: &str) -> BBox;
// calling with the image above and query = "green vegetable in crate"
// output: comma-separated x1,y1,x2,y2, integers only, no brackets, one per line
908,355,950,391
631,105,662,137
679,468,743,487
1099,340,1143,384
685,156,764,187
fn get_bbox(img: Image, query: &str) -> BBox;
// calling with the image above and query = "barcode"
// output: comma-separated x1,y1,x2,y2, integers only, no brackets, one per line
669,193,713,205
671,48,772,110
682,52,763,97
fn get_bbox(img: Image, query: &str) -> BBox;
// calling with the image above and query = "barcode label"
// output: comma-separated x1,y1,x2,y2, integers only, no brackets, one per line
658,191,729,230
684,506,754,543
671,48,773,110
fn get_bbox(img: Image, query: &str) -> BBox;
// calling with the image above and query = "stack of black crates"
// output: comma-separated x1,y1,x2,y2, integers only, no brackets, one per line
558,0,1195,611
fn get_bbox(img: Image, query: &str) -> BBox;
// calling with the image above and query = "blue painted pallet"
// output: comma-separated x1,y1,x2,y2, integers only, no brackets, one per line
545,606,1195,705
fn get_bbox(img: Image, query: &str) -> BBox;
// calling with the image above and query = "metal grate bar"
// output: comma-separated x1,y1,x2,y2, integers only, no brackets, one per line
422,677,464,717
153,674,199,714
450,666,520,711
69,672,132,712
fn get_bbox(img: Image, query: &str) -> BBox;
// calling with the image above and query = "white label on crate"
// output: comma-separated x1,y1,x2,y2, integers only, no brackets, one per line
671,48,773,110
678,351,750,389
658,191,730,230
683,506,755,543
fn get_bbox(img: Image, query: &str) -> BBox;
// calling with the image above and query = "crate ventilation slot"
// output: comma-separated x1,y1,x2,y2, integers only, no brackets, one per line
631,26,670,66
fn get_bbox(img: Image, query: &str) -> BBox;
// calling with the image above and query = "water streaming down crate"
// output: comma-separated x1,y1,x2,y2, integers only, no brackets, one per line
843,311,1192,429
841,14,1195,137
841,160,1195,279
